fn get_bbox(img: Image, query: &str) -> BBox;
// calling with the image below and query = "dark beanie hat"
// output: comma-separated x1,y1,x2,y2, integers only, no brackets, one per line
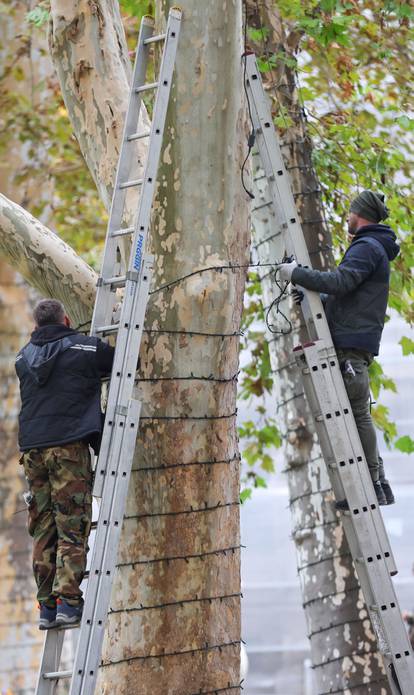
349,190,389,223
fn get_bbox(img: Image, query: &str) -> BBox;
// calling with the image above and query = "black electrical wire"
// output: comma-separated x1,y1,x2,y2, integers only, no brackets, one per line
265,270,292,335
116,544,244,568
99,640,242,666
241,2,255,200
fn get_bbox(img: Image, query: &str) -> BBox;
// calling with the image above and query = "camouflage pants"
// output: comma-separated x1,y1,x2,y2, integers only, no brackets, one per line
21,441,92,607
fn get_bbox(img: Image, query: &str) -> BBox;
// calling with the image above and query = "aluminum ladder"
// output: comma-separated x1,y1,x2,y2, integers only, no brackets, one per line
245,51,414,695
35,9,182,695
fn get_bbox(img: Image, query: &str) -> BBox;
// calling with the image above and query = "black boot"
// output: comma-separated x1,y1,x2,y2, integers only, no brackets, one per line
374,480,387,506
335,498,349,511
381,480,395,505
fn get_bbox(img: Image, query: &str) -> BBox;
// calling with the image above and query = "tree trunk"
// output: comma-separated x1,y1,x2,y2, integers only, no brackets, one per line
97,1,248,692
247,2,389,692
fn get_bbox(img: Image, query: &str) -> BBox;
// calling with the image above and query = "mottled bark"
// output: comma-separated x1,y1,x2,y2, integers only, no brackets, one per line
247,2,388,693
48,0,150,211
98,1,248,692
0,193,96,326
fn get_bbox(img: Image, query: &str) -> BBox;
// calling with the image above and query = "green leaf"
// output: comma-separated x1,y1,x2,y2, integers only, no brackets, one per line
240,488,253,504
248,26,269,42
400,336,414,356
261,454,275,473
254,475,268,489
395,435,414,454
26,6,49,27
397,115,414,132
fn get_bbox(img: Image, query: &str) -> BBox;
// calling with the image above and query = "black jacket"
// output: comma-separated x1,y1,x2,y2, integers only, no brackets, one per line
15,324,114,452
291,224,399,355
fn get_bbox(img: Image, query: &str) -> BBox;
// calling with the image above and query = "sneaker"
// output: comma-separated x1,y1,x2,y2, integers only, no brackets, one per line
56,599,83,626
374,480,387,506
39,603,57,630
381,480,395,505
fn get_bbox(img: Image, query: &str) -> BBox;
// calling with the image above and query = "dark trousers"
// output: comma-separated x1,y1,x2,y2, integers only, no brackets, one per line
336,348,383,483
21,441,92,607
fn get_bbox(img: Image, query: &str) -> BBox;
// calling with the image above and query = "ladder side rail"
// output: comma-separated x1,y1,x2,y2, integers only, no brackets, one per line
299,342,397,575
326,355,399,575
36,629,65,695
305,341,397,573
91,275,143,498
125,7,182,280
245,55,312,266
246,56,332,346
93,259,152,497
92,8,182,493
91,17,154,335
250,112,331,346
247,54,399,576
70,407,130,692
247,73,395,571
90,16,155,495
250,152,292,341
299,344,392,567
70,400,141,695
72,9,182,690
297,345,414,689
80,258,150,665
338,513,406,695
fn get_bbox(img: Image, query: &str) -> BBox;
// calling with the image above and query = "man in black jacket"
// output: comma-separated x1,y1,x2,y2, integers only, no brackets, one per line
278,190,398,508
15,299,114,629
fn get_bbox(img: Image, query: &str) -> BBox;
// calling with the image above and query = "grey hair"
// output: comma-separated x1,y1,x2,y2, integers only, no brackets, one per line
33,299,66,327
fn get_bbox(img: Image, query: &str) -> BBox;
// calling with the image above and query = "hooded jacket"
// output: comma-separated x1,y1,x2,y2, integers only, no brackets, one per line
15,324,114,452
291,224,399,355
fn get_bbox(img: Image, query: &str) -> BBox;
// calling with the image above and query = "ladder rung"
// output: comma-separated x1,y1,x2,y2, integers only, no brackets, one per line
252,200,273,212
111,226,135,238
101,275,126,288
119,178,143,190
43,670,72,680
96,323,120,335
143,33,166,44
135,81,159,93
127,131,151,142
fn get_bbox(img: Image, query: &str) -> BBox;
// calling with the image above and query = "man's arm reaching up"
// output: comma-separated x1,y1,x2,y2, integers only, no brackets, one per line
290,240,382,296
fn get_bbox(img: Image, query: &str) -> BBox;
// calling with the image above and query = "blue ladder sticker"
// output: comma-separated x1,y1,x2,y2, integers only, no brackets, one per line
133,233,144,270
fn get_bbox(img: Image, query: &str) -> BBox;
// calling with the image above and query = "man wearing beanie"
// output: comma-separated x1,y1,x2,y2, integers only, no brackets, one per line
278,190,399,508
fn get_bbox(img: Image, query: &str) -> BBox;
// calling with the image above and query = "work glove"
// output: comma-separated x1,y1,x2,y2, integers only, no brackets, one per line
278,259,297,282
291,289,304,305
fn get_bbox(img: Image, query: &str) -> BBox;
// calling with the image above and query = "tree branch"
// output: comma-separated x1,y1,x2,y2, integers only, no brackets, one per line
48,0,150,211
0,193,96,325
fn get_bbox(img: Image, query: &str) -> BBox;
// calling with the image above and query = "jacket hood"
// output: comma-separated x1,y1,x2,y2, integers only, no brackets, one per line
30,324,77,345
353,224,400,261
22,325,77,385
